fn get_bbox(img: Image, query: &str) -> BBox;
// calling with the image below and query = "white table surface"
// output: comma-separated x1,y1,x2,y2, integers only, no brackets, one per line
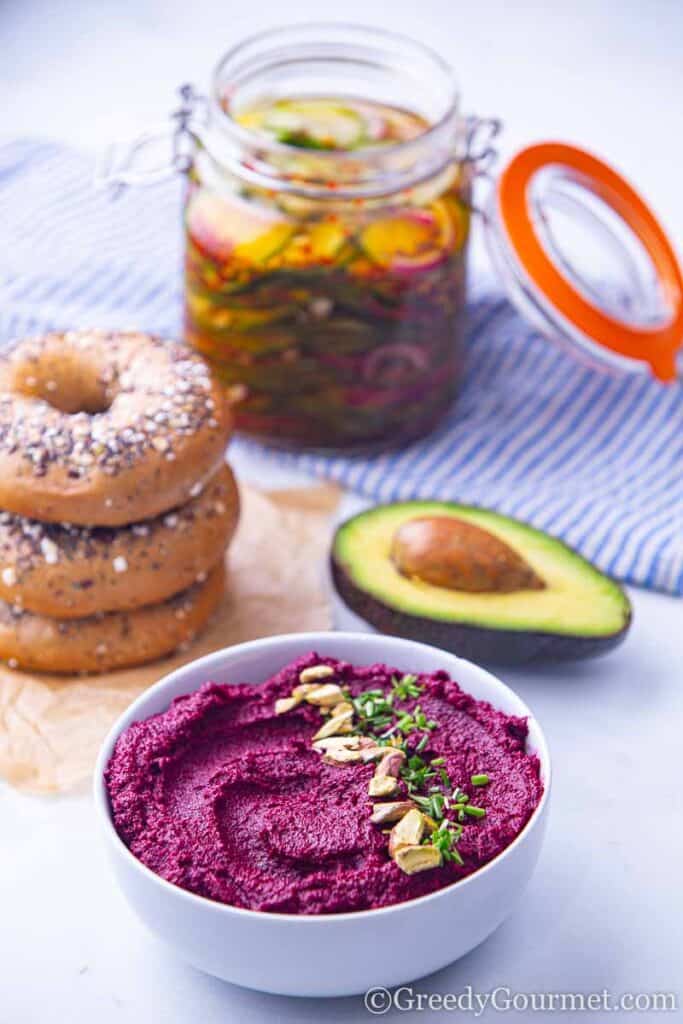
2,3,682,1021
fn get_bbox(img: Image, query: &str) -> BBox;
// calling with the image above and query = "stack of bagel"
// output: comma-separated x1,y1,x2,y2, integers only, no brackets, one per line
0,330,237,673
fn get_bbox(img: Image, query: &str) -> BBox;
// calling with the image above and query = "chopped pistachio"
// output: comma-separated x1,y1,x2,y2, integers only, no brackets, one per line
394,844,443,875
304,683,345,707
274,696,298,715
313,708,354,741
322,748,363,765
388,808,426,856
358,744,386,762
329,700,354,717
369,801,415,825
375,748,406,779
369,775,399,798
299,664,335,684
312,735,361,752
291,682,318,702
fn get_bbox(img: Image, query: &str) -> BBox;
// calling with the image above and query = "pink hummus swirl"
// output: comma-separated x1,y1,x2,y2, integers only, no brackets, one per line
105,654,543,915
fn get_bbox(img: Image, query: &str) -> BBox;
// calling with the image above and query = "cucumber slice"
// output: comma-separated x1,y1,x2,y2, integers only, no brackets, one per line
262,99,366,150
237,97,431,153
278,220,354,267
359,203,456,272
188,327,297,359
186,292,294,332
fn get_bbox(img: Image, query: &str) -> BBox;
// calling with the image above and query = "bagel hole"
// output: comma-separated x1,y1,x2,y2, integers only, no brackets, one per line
13,353,115,415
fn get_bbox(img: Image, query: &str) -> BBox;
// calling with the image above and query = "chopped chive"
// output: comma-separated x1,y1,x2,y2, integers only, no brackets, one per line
416,734,429,753
449,845,464,866
427,821,465,864
471,773,490,786
391,674,422,700
431,757,445,766
463,805,486,819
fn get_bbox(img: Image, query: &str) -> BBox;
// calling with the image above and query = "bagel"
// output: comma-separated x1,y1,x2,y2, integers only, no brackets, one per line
0,330,232,526
0,464,239,619
0,562,225,674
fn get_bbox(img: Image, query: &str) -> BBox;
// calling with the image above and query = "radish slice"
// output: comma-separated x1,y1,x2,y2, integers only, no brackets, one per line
186,191,293,264
363,343,430,383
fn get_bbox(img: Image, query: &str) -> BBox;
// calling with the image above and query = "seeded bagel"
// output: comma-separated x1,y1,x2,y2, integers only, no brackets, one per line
0,562,225,674
0,330,232,526
0,464,239,619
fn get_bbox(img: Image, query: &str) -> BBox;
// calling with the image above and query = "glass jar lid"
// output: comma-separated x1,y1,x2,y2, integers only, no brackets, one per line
484,142,683,380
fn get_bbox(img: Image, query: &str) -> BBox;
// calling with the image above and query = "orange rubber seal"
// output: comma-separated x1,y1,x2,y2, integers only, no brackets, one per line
498,142,683,380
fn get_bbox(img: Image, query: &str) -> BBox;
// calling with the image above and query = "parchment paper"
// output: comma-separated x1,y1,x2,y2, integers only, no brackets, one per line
0,483,339,795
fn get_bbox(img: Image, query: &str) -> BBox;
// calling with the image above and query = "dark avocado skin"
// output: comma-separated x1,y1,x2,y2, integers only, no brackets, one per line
331,558,632,666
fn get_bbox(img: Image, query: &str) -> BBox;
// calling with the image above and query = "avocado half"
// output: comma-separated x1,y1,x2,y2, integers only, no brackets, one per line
331,502,632,665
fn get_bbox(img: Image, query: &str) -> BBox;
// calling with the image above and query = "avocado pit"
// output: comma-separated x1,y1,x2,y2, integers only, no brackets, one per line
390,515,546,594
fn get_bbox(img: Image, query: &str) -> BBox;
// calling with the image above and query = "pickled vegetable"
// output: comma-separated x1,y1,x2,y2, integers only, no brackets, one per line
184,96,470,450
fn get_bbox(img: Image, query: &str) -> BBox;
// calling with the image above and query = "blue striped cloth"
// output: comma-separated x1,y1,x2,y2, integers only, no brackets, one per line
1,140,681,594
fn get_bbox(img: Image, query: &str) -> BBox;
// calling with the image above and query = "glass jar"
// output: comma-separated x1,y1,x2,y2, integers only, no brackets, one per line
180,26,477,451
100,25,681,430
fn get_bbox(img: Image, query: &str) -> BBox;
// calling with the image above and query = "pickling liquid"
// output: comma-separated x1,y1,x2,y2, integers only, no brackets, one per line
183,96,470,450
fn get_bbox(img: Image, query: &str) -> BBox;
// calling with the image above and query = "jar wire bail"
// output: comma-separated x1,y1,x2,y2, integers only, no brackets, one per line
94,83,207,198
463,116,502,172
460,115,502,220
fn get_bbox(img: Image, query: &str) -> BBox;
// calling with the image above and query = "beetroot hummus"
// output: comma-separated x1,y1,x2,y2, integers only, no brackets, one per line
105,654,543,915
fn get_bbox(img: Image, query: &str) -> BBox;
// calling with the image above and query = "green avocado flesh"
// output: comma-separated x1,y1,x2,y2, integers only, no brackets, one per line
331,502,632,665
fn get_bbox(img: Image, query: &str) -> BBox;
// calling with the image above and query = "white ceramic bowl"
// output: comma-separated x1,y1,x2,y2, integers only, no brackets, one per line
94,632,551,998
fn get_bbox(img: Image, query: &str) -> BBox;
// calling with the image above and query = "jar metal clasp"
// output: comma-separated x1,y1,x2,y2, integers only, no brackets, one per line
461,115,503,221
95,84,207,197
463,115,502,176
